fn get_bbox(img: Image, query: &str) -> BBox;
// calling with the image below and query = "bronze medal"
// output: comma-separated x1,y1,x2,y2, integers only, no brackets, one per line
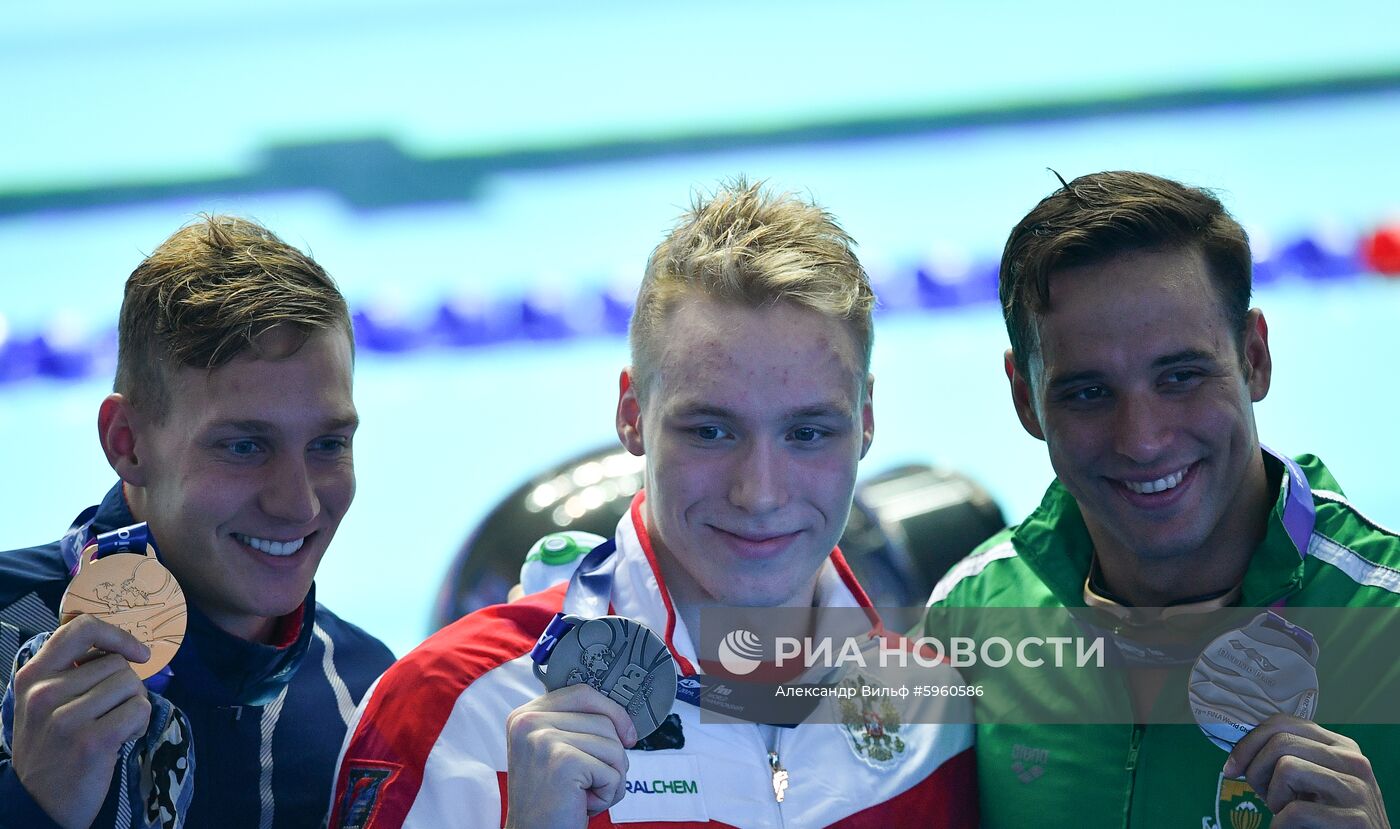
60,542,187,679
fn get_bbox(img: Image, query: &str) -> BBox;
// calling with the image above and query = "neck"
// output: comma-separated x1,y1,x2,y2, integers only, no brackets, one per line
206,609,280,644
1091,449,1273,607
659,560,824,654
1093,554,1246,607
643,527,823,656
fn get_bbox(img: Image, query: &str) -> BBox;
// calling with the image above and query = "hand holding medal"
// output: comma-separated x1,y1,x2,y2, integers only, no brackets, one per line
502,614,678,828
532,614,677,740
8,523,184,829
1189,612,1391,825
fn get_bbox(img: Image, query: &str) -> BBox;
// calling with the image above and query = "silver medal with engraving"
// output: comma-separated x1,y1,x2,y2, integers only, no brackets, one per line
535,615,678,739
1189,610,1319,752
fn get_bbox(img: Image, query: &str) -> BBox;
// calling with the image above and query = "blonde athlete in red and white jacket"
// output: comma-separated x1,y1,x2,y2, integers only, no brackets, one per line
329,495,975,829
331,182,978,828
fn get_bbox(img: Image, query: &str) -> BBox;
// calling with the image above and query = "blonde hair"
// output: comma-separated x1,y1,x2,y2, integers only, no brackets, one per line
115,215,350,418
629,178,873,392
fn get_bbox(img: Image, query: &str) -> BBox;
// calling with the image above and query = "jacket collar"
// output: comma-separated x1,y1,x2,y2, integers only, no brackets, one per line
170,587,316,706
59,483,137,571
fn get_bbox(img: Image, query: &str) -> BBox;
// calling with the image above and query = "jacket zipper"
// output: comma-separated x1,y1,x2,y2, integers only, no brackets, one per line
762,726,788,827
1123,723,1146,827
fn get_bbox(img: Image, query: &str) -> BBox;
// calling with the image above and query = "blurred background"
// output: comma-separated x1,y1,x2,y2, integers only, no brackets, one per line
3,0,1399,656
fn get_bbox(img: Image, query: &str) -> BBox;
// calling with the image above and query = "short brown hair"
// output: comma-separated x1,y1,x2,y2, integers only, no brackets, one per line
629,178,874,393
115,215,351,416
1000,170,1253,378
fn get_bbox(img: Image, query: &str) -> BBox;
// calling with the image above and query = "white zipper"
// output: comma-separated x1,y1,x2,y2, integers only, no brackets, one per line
760,724,788,826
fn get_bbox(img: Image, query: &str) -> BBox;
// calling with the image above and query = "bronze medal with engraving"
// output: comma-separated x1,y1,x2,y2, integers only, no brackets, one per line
535,615,677,739
60,541,187,679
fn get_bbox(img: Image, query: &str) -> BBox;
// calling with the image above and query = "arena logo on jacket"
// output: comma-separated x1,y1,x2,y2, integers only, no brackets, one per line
338,762,400,829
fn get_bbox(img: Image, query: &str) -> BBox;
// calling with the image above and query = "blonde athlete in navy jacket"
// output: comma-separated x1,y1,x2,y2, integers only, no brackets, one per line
0,217,392,828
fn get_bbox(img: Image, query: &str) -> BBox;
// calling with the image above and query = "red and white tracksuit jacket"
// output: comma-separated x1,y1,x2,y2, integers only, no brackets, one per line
330,494,976,828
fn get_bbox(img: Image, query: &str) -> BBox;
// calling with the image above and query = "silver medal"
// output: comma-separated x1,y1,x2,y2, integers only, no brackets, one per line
535,615,678,739
1189,610,1319,751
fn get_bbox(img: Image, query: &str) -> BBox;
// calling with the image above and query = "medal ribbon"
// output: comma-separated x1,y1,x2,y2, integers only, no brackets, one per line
68,522,156,576
561,538,620,619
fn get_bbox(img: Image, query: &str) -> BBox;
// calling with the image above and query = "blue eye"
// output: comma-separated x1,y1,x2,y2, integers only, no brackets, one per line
311,436,350,455
790,426,826,443
1164,369,1203,385
226,439,262,457
694,425,730,441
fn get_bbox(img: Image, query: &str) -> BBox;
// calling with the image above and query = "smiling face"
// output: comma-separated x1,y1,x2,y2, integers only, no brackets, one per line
617,295,873,617
1008,246,1272,593
114,326,358,642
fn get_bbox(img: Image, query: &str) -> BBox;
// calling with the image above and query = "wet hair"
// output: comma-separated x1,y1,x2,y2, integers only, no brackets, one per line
1000,170,1252,377
629,177,873,394
115,215,350,417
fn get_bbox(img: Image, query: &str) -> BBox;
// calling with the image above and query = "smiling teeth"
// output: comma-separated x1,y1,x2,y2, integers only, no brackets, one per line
235,533,305,556
1123,468,1187,494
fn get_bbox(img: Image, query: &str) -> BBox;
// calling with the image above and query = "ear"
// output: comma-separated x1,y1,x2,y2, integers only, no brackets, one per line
98,393,150,486
859,373,875,459
1242,309,1272,403
616,368,645,456
1006,349,1045,441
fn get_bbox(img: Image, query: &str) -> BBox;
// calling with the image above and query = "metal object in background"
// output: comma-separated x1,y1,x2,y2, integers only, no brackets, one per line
849,464,1007,605
432,445,644,628
432,448,1006,630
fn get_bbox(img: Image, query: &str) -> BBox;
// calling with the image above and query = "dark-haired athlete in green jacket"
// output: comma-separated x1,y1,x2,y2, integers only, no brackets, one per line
930,453,1400,828
925,170,1396,828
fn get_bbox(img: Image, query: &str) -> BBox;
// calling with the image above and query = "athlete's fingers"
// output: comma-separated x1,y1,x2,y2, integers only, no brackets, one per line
23,615,149,674
510,682,638,747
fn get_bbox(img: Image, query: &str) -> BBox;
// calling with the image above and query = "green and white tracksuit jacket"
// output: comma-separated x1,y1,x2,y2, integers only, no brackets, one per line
926,452,1400,829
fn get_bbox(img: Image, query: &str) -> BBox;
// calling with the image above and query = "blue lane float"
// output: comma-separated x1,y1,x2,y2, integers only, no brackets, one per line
1,227,1387,388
